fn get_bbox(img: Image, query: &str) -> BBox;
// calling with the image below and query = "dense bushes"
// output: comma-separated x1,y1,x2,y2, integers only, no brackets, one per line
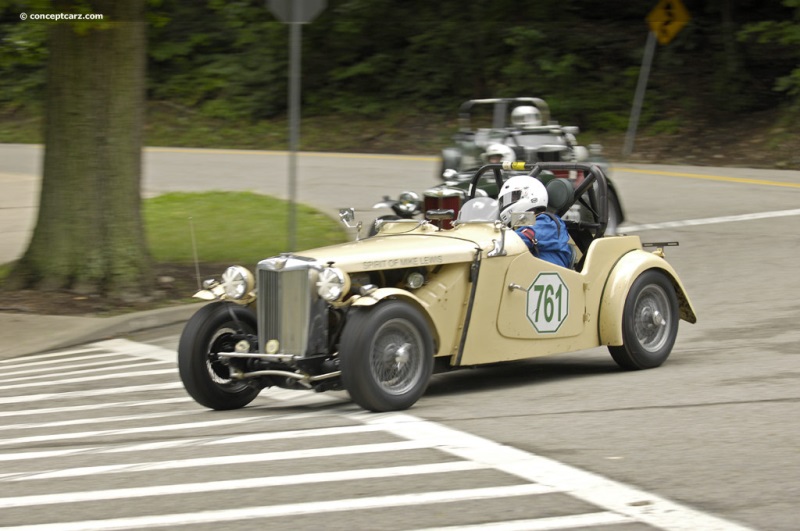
1,0,798,132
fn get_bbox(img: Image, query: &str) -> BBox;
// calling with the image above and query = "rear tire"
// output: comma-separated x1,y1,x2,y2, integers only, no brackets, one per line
178,302,260,410
609,271,679,370
339,301,434,412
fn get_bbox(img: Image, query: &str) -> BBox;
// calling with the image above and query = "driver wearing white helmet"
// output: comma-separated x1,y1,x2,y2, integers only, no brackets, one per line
498,176,573,268
510,105,542,129
482,143,516,164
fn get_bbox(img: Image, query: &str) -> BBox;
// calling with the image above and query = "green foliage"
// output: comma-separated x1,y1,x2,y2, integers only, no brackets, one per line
147,0,287,120
143,191,348,266
1,0,799,127
648,118,683,135
739,0,800,106
0,2,48,111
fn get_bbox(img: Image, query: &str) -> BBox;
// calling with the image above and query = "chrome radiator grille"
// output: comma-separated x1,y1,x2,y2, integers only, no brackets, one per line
257,258,313,356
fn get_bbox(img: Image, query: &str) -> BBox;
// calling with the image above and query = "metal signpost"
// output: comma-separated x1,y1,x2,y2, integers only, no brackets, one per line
623,0,691,158
267,0,327,250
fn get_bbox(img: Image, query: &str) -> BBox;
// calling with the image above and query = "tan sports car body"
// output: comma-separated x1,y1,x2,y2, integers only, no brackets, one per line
178,163,696,412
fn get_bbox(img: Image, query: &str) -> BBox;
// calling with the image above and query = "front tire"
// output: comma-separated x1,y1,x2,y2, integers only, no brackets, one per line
339,301,434,412
609,270,679,370
178,302,260,410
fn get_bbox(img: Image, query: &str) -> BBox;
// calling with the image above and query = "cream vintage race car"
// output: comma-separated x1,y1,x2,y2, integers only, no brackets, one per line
178,162,697,412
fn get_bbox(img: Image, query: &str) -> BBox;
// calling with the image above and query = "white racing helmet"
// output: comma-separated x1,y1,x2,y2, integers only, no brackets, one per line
481,143,515,163
511,105,542,129
498,176,548,225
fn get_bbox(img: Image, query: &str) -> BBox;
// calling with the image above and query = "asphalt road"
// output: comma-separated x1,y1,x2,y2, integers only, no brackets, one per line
1,144,799,530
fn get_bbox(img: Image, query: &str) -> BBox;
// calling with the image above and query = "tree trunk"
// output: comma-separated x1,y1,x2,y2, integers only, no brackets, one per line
9,0,151,300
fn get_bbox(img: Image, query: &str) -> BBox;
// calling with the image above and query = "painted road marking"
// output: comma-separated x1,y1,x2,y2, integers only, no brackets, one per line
0,412,380,463
0,485,557,531
0,348,114,365
0,416,259,449
2,409,205,431
146,146,436,162
0,462,488,509
0,359,168,384
0,367,175,391
0,343,756,531
0,441,431,482
6,145,798,187
415,512,633,531
148,149,800,189
0,357,158,379
0,382,183,405
0,397,190,419
618,166,800,189
623,207,800,232
362,412,755,531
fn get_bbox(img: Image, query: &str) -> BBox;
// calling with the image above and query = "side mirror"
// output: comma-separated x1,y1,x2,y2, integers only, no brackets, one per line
339,208,356,225
338,208,363,240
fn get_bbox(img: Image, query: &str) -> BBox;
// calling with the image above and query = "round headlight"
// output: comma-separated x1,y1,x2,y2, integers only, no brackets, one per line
405,271,425,289
317,267,350,302
396,191,421,215
221,266,254,300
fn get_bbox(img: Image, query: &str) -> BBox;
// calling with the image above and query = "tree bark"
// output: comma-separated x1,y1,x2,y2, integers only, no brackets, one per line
9,0,151,300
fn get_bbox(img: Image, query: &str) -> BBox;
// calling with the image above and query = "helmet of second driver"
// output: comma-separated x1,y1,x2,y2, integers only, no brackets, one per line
482,143,516,164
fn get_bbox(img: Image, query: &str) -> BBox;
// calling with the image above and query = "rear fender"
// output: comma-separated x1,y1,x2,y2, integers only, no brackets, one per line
351,288,441,354
598,250,697,346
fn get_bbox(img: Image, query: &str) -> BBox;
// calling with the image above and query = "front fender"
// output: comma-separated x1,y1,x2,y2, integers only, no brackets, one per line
192,288,255,306
598,250,697,346
441,147,463,175
351,288,441,354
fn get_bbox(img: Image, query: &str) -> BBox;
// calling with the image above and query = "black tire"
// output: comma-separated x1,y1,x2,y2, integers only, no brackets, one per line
438,158,447,180
606,191,622,236
178,302,260,410
609,270,679,370
339,301,434,412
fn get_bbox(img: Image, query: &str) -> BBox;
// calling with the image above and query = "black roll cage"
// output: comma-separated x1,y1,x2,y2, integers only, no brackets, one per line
467,162,610,239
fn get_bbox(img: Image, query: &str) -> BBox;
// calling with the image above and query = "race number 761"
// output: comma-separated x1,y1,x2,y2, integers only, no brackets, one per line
533,283,564,322
527,272,569,333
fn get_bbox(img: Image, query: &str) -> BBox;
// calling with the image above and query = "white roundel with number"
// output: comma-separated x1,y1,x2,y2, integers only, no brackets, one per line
526,272,569,333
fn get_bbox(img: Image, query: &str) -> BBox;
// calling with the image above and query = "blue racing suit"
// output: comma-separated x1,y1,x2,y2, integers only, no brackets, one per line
514,212,573,268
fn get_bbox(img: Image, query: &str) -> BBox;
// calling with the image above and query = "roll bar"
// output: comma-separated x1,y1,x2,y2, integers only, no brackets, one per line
467,162,610,238
457,97,551,131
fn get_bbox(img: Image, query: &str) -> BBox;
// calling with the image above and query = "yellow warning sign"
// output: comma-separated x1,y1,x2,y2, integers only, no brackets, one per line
647,0,691,45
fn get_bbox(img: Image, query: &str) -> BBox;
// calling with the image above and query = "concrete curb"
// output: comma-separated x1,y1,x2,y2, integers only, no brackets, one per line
0,302,204,360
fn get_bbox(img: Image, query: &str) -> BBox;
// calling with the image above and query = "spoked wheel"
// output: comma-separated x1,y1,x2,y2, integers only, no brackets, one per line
178,302,260,410
339,301,434,412
609,270,679,370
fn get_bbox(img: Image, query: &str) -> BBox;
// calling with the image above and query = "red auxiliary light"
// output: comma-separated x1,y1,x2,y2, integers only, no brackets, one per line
423,188,463,229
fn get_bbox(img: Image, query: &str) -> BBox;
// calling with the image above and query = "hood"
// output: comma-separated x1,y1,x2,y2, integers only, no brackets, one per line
293,231,484,273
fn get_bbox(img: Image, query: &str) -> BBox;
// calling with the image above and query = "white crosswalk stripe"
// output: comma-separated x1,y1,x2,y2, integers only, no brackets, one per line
0,340,754,531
